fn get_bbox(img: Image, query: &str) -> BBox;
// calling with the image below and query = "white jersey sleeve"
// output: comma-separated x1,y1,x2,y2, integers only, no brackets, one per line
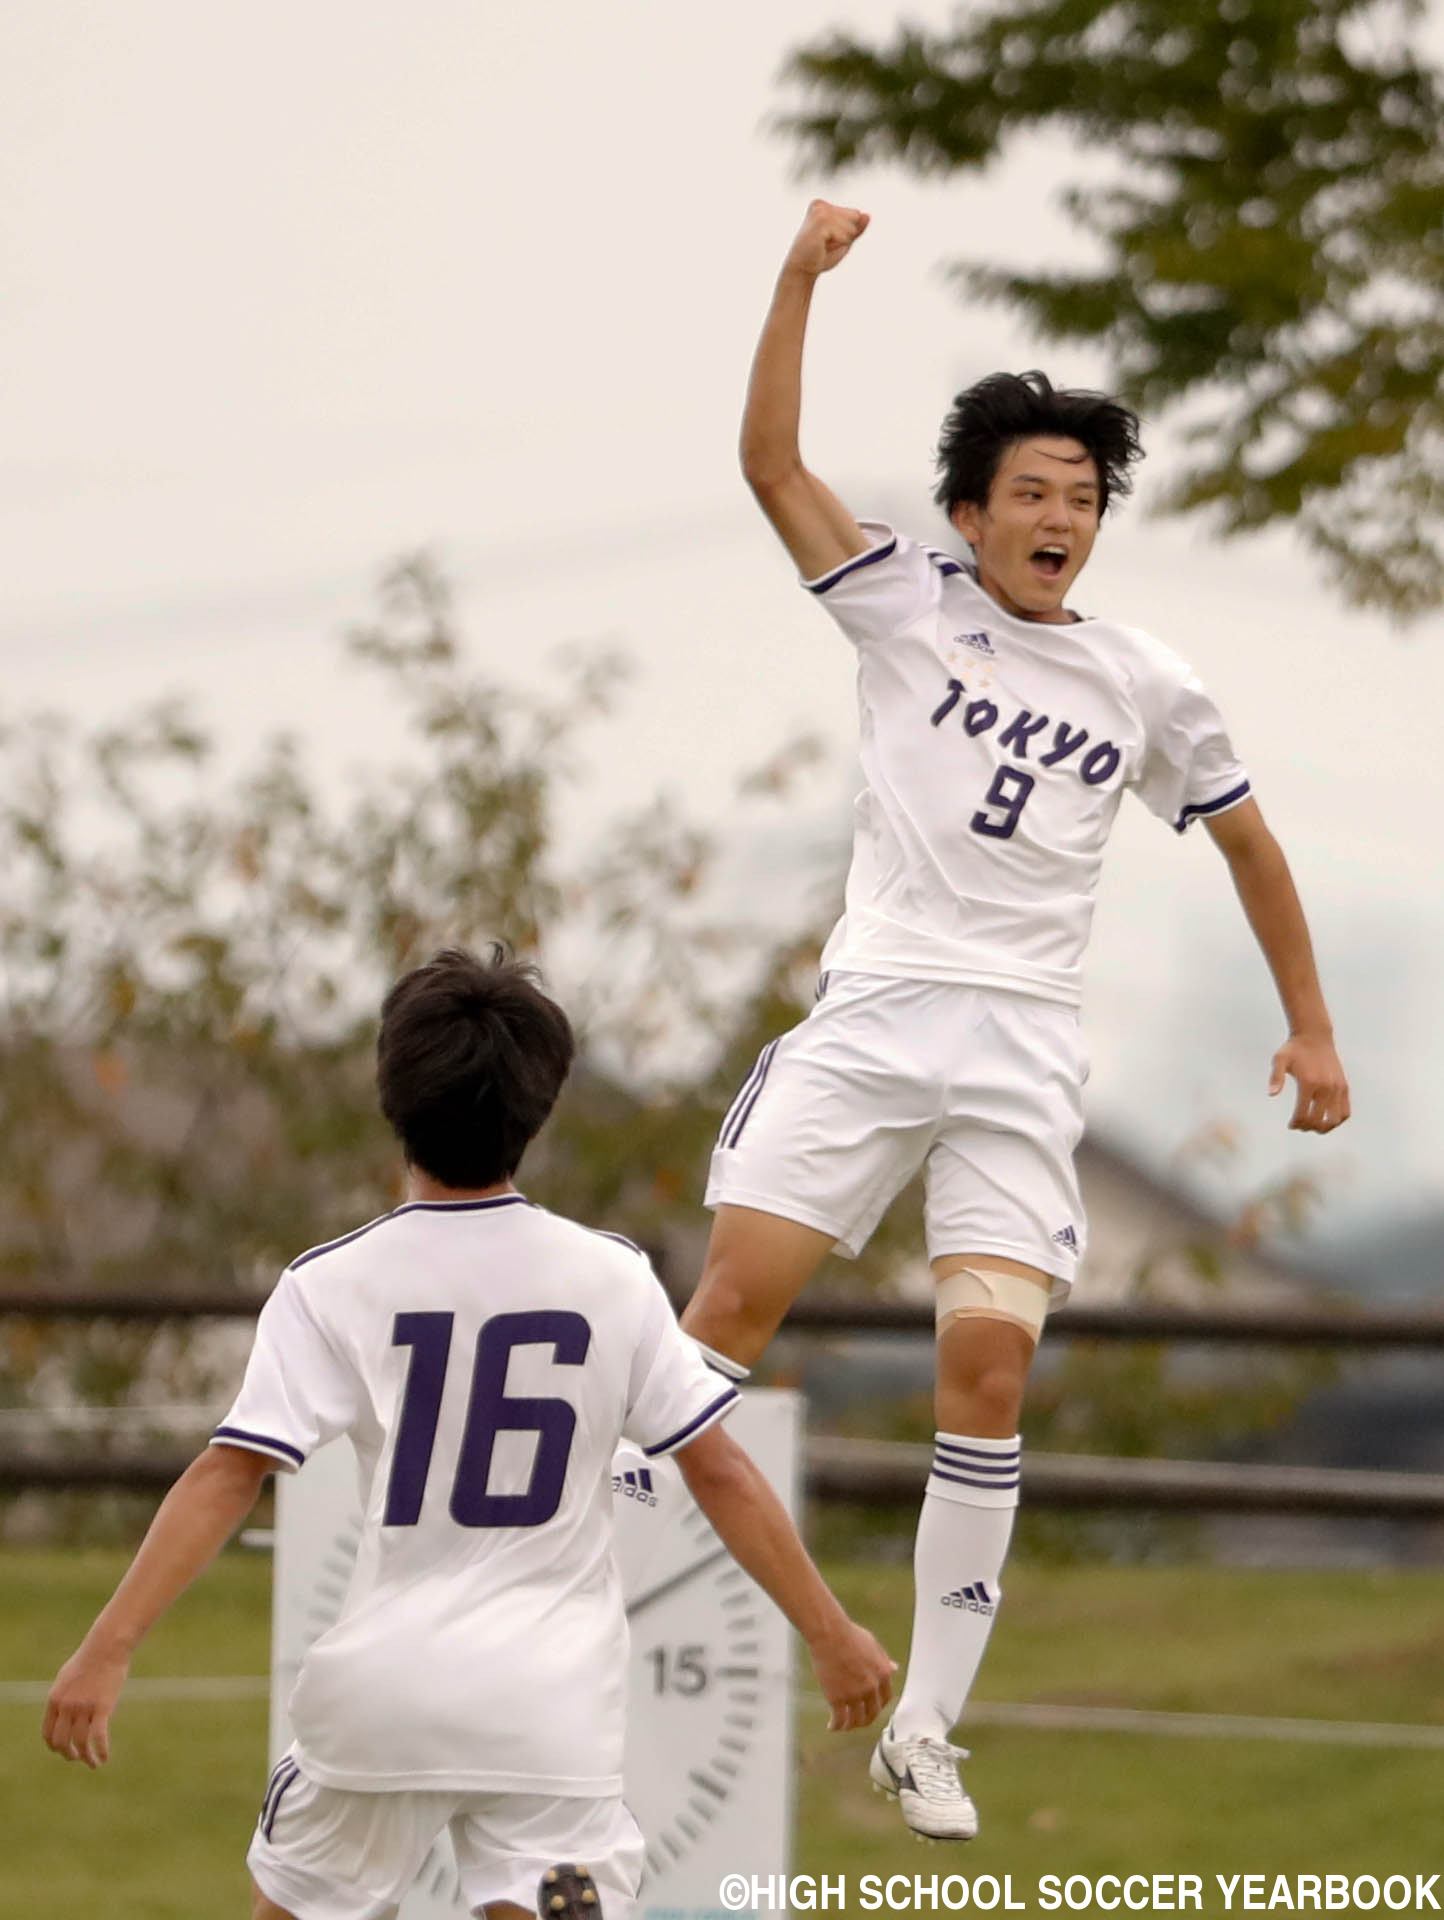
210,1267,362,1473
802,521,947,646
622,1267,739,1457
1129,660,1251,835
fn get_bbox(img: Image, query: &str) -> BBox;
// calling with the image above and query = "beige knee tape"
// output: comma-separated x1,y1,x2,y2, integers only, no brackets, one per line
935,1265,1049,1342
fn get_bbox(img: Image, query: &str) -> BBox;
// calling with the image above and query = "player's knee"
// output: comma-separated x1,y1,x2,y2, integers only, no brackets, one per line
935,1320,1032,1432
684,1267,775,1364
943,1354,1028,1432
691,1258,756,1330
976,1358,1028,1429
687,1218,819,1360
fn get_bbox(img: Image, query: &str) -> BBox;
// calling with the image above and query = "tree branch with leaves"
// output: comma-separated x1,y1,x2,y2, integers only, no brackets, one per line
780,0,1444,618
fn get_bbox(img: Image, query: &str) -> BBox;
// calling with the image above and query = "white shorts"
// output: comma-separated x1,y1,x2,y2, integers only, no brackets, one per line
248,1751,645,1920
705,972,1087,1297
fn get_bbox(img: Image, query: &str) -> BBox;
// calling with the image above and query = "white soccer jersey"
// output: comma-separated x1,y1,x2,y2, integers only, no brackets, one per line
807,523,1250,1005
212,1193,737,1795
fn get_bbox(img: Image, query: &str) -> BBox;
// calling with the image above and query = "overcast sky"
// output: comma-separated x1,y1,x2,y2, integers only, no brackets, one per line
3,1,1441,1265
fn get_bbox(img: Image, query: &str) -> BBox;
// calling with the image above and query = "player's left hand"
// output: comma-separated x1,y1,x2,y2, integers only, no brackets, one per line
1269,1032,1350,1133
42,1644,129,1767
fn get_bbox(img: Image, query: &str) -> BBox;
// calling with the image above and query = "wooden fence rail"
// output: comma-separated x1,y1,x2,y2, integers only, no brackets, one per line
808,1438,1444,1517
6,1440,1444,1518
4,1291,1444,1346
5,1290,1440,1513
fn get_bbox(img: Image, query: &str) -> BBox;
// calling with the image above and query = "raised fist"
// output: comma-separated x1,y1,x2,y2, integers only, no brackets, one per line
783,198,870,277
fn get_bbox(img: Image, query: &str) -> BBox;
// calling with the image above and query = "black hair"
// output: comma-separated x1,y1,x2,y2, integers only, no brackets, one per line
933,370,1143,519
376,945,575,1190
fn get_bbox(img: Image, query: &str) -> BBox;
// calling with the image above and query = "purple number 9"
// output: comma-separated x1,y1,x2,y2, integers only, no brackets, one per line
970,765,1036,839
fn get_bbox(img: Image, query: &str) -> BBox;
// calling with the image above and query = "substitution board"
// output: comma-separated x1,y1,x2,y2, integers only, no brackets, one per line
271,1390,799,1920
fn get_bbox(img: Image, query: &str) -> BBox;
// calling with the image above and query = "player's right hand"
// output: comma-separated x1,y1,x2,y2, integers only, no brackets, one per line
783,199,870,279
807,1615,896,1732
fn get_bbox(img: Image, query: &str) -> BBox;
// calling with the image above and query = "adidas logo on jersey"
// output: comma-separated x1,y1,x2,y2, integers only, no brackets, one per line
942,1581,996,1614
612,1467,658,1507
1051,1224,1079,1253
954,630,996,656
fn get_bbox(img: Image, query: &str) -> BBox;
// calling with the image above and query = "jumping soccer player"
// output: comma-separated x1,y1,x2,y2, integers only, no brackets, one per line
44,947,893,1920
682,202,1351,1842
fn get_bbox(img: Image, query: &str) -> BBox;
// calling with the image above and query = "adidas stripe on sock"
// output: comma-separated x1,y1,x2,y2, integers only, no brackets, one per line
930,1432,1021,1510
891,1432,1020,1743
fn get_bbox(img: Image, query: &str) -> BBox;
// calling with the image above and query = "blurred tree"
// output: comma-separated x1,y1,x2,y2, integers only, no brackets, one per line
779,0,1444,619
0,554,1332,1536
0,556,836,1416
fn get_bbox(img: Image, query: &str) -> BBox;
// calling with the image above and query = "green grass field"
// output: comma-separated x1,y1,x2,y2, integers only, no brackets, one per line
797,1563,1444,1884
4,1549,1443,1916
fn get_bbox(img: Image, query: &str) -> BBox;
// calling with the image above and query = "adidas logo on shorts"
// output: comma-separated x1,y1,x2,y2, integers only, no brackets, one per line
942,1581,996,1614
612,1467,658,1507
954,630,996,656
1051,1224,1079,1253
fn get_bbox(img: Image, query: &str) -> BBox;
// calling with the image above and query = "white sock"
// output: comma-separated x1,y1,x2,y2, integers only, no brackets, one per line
890,1432,1020,1743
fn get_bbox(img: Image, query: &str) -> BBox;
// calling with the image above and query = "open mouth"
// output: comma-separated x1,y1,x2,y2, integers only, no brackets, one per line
1031,545,1068,579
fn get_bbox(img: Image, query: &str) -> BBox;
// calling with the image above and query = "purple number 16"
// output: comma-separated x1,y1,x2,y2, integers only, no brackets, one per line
385,1309,591,1528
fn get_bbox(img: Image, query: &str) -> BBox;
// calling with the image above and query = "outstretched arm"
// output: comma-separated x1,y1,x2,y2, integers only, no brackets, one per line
1205,798,1350,1132
42,1444,273,1767
742,200,873,580
675,1421,894,1730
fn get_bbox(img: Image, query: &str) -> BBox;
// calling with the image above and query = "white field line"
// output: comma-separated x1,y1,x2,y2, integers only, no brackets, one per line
792,1684,1444,1752
0,1405,224,1432
962,1701,1444,1750
0,1676,268,1704
9,1678,1444,1749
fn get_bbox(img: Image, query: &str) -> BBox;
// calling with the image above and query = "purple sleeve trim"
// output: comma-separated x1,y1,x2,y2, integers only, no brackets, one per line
804,536,899,596
642,1386,740,1457
1174,778,1251,833
589,1227,646,1256
211,1425,305,1469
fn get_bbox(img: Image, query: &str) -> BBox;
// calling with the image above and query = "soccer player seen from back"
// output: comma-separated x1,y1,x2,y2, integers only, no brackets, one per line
682,202,1351,1843
44,946,894,1920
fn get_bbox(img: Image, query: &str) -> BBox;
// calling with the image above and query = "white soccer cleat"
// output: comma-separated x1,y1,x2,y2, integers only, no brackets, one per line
868,1724,979,1842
